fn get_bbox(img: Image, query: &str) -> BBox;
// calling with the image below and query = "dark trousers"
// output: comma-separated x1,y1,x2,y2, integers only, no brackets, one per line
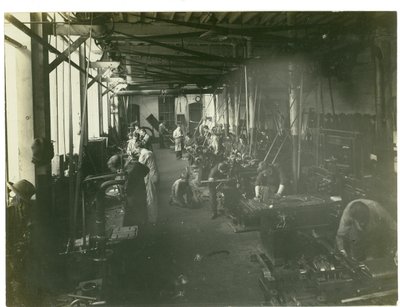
176,150,182,159
209,185,218,215
159,134,165,148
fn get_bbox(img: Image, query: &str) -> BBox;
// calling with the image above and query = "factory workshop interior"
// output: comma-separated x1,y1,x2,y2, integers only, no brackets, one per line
3,11,398,306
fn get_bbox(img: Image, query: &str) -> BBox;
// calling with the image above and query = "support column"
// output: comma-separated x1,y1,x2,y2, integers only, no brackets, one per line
30,12,54,292
248,74,255,155
98,78,104,135
287,12,299,192
372,29,394,173
244,65,249,136
289,61,299,192
235,82,241,140
213,94,217,126
228,85,236,136
79,44,88,144
31,12,52,207
224,86,230,136
107,82,112,130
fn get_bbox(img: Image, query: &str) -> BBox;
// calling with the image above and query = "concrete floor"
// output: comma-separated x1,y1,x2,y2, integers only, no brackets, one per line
108,146,265,306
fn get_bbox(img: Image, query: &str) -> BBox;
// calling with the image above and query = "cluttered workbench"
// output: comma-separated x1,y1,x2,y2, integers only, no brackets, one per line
248,195,398,306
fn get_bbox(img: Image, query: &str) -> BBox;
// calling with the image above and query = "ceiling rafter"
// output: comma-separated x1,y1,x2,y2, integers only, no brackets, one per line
123,58,214,83
242,12,259,24
184,12,192,22
228,12,242,23
117,48,234,71
215,12,229,22
200,12,212,23
113,30,240,63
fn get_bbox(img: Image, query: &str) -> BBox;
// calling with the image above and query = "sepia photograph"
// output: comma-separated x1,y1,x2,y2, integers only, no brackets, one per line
3,8,398,306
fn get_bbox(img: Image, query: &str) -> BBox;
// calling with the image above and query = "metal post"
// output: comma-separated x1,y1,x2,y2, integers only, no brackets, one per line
68,23,75,240
107,82,111,130
31,12,52,217
297,69,304,180
248,76,255,156
73,28,93,242
213,93,217,125
236,79,242,140
289,61,298,192
244,65,249,137
287,12,298,192
79,44,88,145
98,72,104,135
315,78,321,166
225,86,230,136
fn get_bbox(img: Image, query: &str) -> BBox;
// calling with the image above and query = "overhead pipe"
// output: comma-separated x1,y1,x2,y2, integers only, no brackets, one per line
114,30,239,64
113,88,222,97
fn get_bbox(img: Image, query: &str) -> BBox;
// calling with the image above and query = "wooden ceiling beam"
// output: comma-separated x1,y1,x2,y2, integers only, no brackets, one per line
114,30,240,63
216,12,229,22
184,12,193,22
242,12,259,24
200,12,212,23
228,12,242,23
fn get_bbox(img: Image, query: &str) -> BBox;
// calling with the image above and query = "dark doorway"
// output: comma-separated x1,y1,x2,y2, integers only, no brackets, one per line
158,96,175,131
189,102,202,135
127,103,140,127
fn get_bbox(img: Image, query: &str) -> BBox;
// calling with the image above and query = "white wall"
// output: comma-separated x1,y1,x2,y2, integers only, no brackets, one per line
5,13,35,184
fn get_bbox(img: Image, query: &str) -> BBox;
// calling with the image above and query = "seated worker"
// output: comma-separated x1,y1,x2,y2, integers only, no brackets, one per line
169,172,196,208
208,162,231,219
139,128,152,150
199,125,211,146
336,199,397,261
107,154,149,227
127,123,140,140
254,161,286,201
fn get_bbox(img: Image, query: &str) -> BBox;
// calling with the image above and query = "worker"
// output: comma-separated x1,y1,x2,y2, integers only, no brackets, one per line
126,133,138,157
173,123,184,159
127,123,140,140
133,142,160,224
336,199,397,261
158,119,169,149
107,154,149,227
202,125,211,144
209,127,220,155
208,161,230,219
139,128,152,150
6,179,37,306
169,172,196,208
254,161,286,201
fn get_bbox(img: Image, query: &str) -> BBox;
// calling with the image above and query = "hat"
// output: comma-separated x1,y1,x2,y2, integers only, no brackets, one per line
129,121,138,128
107,155,122,169
218,162,229,174
7,179,35,202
